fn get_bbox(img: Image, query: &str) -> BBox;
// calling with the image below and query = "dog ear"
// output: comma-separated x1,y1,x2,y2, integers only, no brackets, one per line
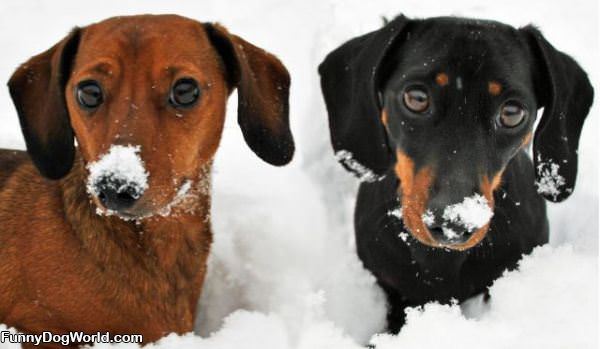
203,23,294,166
521,26,594,202
7,28,81,180
318,15,411,181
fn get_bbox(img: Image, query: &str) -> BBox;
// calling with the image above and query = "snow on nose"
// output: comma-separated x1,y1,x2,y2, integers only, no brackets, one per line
86,145,149,201
441,194,493,238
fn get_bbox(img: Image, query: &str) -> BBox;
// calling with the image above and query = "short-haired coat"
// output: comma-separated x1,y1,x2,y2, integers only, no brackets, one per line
1,14,294,347
319,15,593,332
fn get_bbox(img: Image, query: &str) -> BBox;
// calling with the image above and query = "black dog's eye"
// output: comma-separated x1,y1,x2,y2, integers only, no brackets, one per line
169,78,200,108
76,80,103,110
498,101,527,128
403,86,429,113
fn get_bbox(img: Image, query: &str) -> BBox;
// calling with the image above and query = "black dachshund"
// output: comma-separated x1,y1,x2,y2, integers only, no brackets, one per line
319,15,593,332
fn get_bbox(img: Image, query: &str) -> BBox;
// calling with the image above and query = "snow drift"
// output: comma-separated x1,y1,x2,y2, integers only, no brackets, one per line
0,0,596,348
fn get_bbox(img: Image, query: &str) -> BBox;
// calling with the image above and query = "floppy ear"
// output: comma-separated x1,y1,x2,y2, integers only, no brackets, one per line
521,26,594,202
203,23,294,166
7,28,81,180
318,15,411,182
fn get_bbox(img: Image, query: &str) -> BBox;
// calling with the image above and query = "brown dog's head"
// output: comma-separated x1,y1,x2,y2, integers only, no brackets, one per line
8,15,294,220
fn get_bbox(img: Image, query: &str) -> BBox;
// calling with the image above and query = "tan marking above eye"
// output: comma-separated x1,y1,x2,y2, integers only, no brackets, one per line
488,81,502,96
435,73,449,86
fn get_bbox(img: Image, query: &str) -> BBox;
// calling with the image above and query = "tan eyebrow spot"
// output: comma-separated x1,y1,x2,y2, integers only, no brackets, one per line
435,73,449,86
488,81,502,96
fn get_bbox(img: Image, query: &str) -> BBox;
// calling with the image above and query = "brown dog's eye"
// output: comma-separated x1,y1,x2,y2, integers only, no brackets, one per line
498,101,527,128
403,87,429,113
169,78,200,108
76,80,104,110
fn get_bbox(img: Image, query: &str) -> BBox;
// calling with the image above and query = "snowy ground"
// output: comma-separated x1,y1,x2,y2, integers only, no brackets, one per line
0,0,597,348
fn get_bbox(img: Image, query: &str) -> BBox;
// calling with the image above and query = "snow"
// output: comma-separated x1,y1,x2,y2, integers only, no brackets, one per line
442,194,494,233
86,144,149,205
158,164,211,217
421,209,435,226
0,1,597,349
334,150,385,183
156,179,193,217
535,156,567,200
441,227,460,240
387,206,403,219
371,245,597,349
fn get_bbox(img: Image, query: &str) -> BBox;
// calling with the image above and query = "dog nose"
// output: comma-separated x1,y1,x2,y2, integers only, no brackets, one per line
425,190,493,244
95,178,142,212
427,221,473,244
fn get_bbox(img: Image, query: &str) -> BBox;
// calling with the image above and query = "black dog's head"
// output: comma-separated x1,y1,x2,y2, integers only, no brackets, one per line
319,15,593,250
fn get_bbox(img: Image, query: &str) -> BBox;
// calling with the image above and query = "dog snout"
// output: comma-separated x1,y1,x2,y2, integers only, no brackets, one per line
425,188,493,244
95,177,144,212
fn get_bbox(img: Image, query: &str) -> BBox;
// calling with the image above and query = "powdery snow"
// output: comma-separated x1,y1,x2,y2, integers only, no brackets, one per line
0,1,597,349
398,232,410,242
2,245,589,349
370,245,597,349
86,144,149,203
442,194,493,233
157,164,212,217
387,207,403,219
156,179,193,217
334,150,384,183
421,209,435,226
535,156,567,200
441,227,460,240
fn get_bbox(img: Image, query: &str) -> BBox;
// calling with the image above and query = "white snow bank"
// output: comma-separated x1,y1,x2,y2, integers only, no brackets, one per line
7,245,590,349
442,194,493,233
86,144,149,201
371,245,597,349
0,0,596,348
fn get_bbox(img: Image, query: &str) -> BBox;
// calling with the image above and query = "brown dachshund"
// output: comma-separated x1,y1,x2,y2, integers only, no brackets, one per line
0,14,293,347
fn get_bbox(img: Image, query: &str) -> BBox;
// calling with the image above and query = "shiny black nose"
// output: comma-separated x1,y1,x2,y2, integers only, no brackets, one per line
95,178,142,212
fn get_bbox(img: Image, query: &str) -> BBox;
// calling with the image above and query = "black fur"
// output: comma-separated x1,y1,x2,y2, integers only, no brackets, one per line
319,15,593,332
318,16,410,178
522,26,594,202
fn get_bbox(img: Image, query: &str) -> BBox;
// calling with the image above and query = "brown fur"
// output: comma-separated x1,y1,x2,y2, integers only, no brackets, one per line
488,80,502,96
394,150,438,247
435,72,449,86
0,152,211,346
381,110,389,127
1,14,291,347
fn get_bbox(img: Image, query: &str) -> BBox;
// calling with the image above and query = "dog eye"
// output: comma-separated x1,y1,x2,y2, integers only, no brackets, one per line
169,78,200,108
498,101,527,128
403,87,429,113
76,80,104,110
